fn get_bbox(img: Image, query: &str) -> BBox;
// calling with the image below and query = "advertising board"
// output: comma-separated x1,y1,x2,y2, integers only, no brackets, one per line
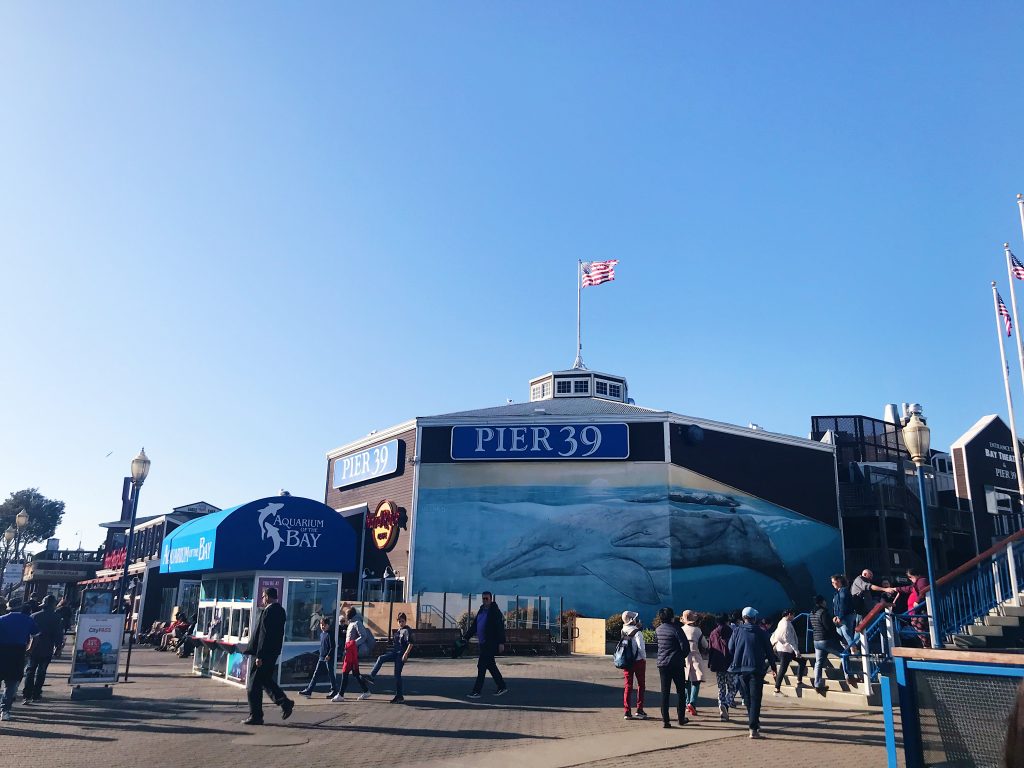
69,613,122,685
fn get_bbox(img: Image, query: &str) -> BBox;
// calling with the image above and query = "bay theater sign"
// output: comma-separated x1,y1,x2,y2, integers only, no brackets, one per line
451,423,629,460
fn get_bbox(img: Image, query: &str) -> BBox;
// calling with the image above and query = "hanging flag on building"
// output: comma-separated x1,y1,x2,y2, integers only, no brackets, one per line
581,259,619,288
998,291,1013,336
1011,250,1024,280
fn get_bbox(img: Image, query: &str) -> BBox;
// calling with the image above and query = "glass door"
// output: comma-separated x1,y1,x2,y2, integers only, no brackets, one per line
178,580,201,621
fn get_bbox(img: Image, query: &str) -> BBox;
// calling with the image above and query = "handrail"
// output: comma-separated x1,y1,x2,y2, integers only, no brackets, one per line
856,526,1024,635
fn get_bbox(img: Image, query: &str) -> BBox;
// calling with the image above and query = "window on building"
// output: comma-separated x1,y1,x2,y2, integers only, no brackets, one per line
285,578,338,642
541,381,551,398
531,385,542,400
556,380,572,394
574,380,589,394
595,381,608,396
609,383,622,398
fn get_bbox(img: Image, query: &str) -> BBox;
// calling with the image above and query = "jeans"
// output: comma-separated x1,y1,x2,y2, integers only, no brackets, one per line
301,657,338,694
734,671,764,732
686,680,701,706
473,649,505,693
658,664,687,724
623,659,645,712
813,639,849,687
715,671,737,709
246,660,288,719
23,655,51,699
370,650,406,697
836,615,857,647
1,678,16,712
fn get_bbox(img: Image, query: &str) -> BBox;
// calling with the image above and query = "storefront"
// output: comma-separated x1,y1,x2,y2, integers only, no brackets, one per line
159,495,357,688
325,366,846,622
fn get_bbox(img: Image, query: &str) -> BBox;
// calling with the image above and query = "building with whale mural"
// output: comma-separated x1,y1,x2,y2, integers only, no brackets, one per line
325,366,844,621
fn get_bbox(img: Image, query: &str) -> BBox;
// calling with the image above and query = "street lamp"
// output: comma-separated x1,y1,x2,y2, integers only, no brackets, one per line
901,408,943,649
117,448,151,616
3,510,30,597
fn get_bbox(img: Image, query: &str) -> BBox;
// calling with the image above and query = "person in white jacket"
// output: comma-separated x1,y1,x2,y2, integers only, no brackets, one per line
620,611,648,720
770,607,806,696
680,610,709,716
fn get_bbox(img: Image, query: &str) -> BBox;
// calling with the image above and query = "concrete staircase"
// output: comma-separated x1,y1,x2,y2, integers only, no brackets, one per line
769,652,881,709
949,595,1024,649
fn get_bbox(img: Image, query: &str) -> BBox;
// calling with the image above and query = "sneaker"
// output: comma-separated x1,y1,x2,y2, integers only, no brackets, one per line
677,717,688,726
0,711,10,721
662,722,672,729
298,690,313,697
22,698,31,705
686,703,697,716
331,694,346,702
466,692,481,699
623,712,633,720
494,687,508,697
241,716,263,725
772,690,784,697
281,699,294,720
635,710,648,720
357,692,371,701
720,709,730,722
749,729,763,739
815,685,826,696
389,696,405,704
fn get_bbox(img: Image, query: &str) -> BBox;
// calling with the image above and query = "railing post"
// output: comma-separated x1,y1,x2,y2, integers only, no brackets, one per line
924,590,941,649
859,631,872,692
993,558,1003,606
1009,542,1021,606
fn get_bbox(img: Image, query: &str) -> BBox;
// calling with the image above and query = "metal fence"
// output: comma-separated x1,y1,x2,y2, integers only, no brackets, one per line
415,592,567,642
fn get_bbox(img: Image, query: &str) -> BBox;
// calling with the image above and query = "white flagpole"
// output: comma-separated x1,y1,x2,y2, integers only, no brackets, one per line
991,281,1024,502
574,260,584,369
1005,243,1024,406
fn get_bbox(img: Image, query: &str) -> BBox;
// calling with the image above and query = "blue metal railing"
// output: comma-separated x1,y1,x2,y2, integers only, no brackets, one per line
934,536,1022,640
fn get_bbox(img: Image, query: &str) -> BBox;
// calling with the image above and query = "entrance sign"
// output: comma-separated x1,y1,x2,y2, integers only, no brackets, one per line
451,423,629,460
69,613,122,685
333,439,400,489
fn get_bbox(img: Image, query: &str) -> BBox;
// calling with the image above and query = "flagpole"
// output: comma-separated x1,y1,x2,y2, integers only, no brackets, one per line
991,281,1024,502
1005,243,1024,402
573,260,584,369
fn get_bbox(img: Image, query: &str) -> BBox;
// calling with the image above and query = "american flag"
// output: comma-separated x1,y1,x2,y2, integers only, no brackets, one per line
1011,249,1024,281
998,291,1013,336
581,259,619,288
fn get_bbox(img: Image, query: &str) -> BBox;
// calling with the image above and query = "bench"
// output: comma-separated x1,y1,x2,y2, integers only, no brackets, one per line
409,628,464,657
504,628,556,656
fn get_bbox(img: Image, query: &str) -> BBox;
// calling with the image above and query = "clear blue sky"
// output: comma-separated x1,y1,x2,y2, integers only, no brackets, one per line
3,4,1023,548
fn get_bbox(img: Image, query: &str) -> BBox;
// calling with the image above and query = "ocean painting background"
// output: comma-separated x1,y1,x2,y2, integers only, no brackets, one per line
412,463,843,621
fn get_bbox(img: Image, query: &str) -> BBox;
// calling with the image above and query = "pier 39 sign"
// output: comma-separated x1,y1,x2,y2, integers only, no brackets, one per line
334,438,400,489
451,423,629,460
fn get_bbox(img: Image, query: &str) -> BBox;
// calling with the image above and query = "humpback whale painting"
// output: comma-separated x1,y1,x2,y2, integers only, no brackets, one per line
414,463,841,619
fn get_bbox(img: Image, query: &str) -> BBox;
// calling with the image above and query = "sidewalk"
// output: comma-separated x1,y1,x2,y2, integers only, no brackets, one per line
0,651,886,767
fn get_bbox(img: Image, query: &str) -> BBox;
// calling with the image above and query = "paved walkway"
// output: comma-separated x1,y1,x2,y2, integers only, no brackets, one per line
0,651,887,767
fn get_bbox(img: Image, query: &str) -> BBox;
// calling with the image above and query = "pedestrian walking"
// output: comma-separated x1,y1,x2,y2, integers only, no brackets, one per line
0,603,38,721
769,607,805,696
367,611,414,703
728,606,775,739
242,586,294,725
890,568,929,647
679,610,708,717
333,607,372,701
23,594,62,703
831,574,857,648
809,594,851,690
54,597,73,658
464,591,507,699
299,617,339,699
618,611,647,720
654,607,690,728
707,614,737,721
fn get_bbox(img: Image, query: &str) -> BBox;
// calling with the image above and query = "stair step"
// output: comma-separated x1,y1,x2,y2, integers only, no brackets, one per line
1003,605,1024,617
771,681,879,710
985,615,1021,627
968,624,1005,637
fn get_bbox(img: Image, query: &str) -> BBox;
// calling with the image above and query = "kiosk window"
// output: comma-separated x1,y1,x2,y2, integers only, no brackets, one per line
239,609,251,639
235,578,253,602
201,579,216,601
216,579,234,601
286,578,338,642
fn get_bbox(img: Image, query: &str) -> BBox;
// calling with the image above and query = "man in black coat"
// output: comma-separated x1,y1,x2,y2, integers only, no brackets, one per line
23,595,62,702
242,587,294,725
464,591,507,698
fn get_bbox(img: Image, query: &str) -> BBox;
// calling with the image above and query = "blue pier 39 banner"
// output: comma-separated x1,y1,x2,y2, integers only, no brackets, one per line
451,423,629,460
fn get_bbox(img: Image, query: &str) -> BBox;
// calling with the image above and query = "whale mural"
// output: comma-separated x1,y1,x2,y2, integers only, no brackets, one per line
413,463,842,620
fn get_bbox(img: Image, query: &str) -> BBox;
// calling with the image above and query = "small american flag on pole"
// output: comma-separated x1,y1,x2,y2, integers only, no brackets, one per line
581,259,619,288
998,291,1013,336
1011,250,1024,280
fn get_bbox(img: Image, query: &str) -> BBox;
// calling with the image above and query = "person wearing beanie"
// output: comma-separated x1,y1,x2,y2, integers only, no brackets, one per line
728,606,776,739
619,611,648,720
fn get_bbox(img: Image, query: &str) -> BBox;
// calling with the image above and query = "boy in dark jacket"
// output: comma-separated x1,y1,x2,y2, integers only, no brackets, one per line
728,606,775,739
299,617,338,698
465,591,507,698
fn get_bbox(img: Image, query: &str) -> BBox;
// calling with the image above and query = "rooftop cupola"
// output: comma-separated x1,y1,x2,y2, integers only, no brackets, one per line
528,368,629,403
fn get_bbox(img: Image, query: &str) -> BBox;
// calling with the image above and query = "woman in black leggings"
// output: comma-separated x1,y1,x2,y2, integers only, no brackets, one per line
654,607,691,728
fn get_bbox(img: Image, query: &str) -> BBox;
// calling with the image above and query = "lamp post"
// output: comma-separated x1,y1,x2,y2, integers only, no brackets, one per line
3,510,31,597
122,576,141,682
901,409,943,649
117,448,151,618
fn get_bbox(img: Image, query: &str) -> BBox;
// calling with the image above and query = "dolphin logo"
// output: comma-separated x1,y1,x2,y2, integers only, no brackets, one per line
257,502,285,565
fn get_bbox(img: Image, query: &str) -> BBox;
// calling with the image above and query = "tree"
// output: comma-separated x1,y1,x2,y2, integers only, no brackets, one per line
0,489,66,573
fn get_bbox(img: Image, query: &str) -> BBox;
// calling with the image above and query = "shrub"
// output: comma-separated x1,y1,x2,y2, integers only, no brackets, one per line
606,613,624,640
642,628,656,644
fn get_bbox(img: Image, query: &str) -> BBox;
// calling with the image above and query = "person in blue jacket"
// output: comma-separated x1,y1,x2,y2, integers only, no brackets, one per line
831,574,857,648
299,617,338,698
0,601,39,721
464,591,507,699
728,606,776,740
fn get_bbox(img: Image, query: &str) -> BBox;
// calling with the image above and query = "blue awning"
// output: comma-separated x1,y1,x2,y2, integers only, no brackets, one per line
160,496,357,575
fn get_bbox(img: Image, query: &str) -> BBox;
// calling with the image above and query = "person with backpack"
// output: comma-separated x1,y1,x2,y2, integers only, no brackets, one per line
769,607,805,696
707,614,736,721
654,607,690,729
332,607,372,701
616,611,647,720
679,610,708,717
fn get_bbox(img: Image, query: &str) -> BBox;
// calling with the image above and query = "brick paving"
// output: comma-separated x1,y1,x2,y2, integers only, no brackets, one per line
0,650,887,767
